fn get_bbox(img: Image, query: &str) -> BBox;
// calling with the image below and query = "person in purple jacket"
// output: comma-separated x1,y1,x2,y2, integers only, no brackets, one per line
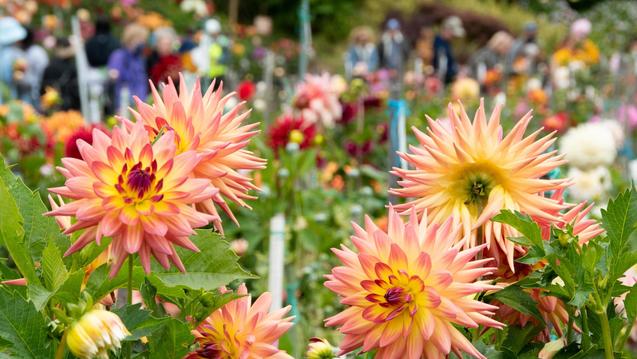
108,23,149,113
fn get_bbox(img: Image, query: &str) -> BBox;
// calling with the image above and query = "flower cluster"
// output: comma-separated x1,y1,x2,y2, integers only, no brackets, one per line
294,73,344,128
47,75,264,276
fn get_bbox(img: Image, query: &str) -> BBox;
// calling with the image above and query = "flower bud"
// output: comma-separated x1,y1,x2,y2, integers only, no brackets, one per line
66,308,130,359
306,337,335,359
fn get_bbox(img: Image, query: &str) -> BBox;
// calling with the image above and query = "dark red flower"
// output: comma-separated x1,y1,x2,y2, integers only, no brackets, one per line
363,96,382,109
268,114,316,152
339,102,359,124
237,80,256,101
64,126,109,159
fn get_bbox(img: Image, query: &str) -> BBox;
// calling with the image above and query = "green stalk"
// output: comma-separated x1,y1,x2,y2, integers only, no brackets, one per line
125,255,134,359
54,331,67,359
598,308,614,359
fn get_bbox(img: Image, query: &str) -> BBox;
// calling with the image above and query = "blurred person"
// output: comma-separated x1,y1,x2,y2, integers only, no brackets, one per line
41,38,80,110
85,16,120,68
191,18,229,89
18,28,49,107
505,22,539,77
108,23,149,112
433,16,465,84
345,26,379,79
148,26,182,86
552,18,599,67
415,27,435,74
0,17,27,103
469,31,513,86
378,18,409,78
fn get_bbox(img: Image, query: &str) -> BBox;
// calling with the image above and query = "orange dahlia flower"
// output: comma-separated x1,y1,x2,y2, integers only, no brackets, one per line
391,100,568,270
128,74,265,234
325,207,503,359
47,121,217,277
186,283,294,358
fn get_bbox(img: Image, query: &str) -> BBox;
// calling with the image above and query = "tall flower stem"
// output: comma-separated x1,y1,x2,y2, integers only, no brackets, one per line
125,255,134,359
598,307,614,359
54,331,67,359
127,255,134,305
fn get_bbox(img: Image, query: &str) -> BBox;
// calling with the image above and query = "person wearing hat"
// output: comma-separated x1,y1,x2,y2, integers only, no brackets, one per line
0,16,27,104
433,16,465,84
345,26,379,79
469,31,514,87
378,18,410,81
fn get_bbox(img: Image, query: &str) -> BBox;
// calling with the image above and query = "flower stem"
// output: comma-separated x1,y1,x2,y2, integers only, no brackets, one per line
54,331,67,359
127,255,133,305
598,307,614,359
125,255,134,359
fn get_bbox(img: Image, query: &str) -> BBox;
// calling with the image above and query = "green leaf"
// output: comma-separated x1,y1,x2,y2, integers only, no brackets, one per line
113,304,168,341
0,287,54,358
148,318,193,358
151,230,255,291
601,189,637,284
493,211,545,263
0,159,68,261
53,270,84,304
485,285,544,323
42,242,67,291
501,325,543,355
27,284,52,311
85,264,145,301
0,174,38,284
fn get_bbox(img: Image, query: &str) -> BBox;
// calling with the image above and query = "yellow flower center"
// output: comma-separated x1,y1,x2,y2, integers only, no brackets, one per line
361,263,431,323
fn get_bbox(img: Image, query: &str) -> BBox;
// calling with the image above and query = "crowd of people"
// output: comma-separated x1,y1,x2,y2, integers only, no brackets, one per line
0,11,630,123
0,15,233,117
343,16,609,99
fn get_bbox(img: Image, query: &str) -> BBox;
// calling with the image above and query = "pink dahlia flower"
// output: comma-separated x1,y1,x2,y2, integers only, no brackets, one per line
47,121,217,277
325,207,503,359
128,74,265,233
186,283,294,358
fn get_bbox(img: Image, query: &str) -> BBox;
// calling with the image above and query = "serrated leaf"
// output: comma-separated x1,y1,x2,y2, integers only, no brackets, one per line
0,287,54,358
148,318,193,358
501,325,543,355
42,242,67,290
85,264,145,300
0,174,37,284
0,159,68,261
113,304,167,341
493,211,544,252
152,230,255,291
601,189,637,285
27,284,52,311
485,285,544,323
